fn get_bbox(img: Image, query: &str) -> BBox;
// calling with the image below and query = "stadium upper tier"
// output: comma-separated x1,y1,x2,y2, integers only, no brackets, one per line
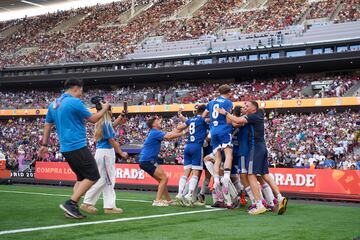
0,72,359,110
0,0,359,67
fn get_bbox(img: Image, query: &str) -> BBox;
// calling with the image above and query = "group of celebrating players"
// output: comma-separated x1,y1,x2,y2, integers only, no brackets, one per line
140,84,288,215
39,79,287,219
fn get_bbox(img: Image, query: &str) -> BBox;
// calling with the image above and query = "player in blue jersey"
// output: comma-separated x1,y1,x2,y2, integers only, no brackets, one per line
217,101,288,215
139,117,185,207
202,84,234,208
175,105,208,206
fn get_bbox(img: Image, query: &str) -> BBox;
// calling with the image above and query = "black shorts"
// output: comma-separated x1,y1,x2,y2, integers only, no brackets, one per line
139,160,159,177
62,146,100,181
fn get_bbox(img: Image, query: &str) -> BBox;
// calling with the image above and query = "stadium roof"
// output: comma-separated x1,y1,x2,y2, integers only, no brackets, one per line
0,0,124,21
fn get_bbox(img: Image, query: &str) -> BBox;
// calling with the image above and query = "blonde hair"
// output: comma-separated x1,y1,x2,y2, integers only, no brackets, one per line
94,111,113,142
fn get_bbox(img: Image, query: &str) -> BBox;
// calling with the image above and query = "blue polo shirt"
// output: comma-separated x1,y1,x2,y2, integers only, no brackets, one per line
96,122,115,149
139,129,165,162
45,93,92,153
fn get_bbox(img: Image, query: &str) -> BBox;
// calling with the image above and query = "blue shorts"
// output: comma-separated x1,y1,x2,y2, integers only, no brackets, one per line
139,160,159,177
247,143,269,175
210,130,232,152
238,155,249,174
184,143,203,170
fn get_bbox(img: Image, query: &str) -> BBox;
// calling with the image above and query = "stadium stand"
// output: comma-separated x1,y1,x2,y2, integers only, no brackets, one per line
0,73,358,109
1,111,359,171
0,0,360,67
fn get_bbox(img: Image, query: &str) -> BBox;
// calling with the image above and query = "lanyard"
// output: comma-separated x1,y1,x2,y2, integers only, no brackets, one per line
53,94,69,109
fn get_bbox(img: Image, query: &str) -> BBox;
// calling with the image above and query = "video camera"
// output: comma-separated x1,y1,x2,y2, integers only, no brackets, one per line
91,96,111,111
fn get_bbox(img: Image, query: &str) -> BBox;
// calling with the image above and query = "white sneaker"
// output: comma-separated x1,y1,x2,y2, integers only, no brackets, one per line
184,194,194,207
152,200,169,207
166,200,176,206
248,205,267,215
175,195,185,206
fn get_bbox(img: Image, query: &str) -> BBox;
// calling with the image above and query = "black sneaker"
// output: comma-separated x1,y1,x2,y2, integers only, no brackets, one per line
211,201,225,208
197,193,205,203
59,200,86,219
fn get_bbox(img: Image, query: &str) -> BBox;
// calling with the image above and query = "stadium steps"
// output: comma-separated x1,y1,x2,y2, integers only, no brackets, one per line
48,14,87,34
295,5,312,25
173,0,210,18
329,1,345,22
344,80,360,97
0,23,22,40
114,2,153,25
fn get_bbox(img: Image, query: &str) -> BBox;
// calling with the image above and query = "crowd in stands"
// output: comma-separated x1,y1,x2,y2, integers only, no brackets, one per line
335,0,360,23
266,110,360,170
1,0,359,67
1,110,359,171
306,0,338,20
0,73,358,109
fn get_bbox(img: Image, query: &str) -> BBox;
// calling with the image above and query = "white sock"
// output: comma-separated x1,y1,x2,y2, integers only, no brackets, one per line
233,177,242,193
200,178,210,195
188,175,199,195
245,186,255,204
259,184,264,200
276,193,283,200
205,161,215,176
262,183,275,206
178,176,187,196
256,200,264,208
224,170,231,182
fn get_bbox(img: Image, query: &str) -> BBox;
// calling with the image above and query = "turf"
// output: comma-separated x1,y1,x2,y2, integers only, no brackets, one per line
0,185,359,240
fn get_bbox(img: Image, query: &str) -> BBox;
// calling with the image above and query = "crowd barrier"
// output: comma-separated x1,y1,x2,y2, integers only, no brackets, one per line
33,162,360,200
0,97,359,116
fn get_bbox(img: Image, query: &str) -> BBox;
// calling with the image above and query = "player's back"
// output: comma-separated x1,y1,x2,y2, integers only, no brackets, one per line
186,115,207,144
207,96,233,132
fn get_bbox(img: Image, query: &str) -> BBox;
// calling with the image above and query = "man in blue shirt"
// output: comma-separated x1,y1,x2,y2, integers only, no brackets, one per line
217,101,288,215
38,78,110,219
175,105,207,205
139,117,185,207
202,84,233,206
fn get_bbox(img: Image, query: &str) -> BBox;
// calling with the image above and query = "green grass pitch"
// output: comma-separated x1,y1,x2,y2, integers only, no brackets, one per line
0,185,359,240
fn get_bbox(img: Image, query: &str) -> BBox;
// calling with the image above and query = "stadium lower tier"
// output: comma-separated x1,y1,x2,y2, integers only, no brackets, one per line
1,110,359,172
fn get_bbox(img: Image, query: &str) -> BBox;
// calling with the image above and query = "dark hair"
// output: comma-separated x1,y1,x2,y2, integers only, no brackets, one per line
250,101,259,110
64,78,83,89
196,104,207,114
146,117,157,129
233,105,242,117
218,84,231,95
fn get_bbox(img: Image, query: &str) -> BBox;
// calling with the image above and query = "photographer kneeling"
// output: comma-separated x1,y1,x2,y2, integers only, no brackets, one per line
38,79,110,219
81,101,128,214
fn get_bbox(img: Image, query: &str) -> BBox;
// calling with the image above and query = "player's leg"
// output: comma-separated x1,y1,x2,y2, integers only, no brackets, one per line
257,176,275,212
262,174,288,215
102,149,123,214
198,167,211,203
247,147,267,215
185,145,203,205
152,165,170,206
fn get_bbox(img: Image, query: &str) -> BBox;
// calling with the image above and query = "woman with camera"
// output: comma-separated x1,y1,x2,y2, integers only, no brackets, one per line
80,106,128,214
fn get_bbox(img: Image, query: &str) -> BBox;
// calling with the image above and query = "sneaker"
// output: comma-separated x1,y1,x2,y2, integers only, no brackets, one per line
60,200,86,219
80,203,98,214
248,203,256,211
175,195,185,206
267,204,276,213
226,203,236,209
152,200,169,207
104,208,123,214
193,201,206,207
277,197,288,215
184,194,194,207
248,205,267,215
211,201,225,208
197,193,205,203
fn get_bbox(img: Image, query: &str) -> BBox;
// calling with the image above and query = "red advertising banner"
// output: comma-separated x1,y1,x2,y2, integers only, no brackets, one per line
35,162,360,197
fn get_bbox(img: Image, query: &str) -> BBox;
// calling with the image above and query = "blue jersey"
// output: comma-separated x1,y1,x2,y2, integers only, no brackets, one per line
232,127,241,156
139,129,165,162
239,125,249,156
96,122,115,149
45,93,92,152
206,96,233,133
245,110,266,149
185,115,207,144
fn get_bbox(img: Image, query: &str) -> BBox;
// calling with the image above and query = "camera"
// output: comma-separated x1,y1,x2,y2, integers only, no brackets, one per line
90,96,111,111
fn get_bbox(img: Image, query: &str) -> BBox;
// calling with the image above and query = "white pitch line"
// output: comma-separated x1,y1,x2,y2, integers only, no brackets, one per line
0,208,223,235
0,190,152,203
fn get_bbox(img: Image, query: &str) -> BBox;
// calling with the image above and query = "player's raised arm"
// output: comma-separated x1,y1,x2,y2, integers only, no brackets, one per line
163,128,186,140
178,108,187,122
113,112,126,128
217,107,248,125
